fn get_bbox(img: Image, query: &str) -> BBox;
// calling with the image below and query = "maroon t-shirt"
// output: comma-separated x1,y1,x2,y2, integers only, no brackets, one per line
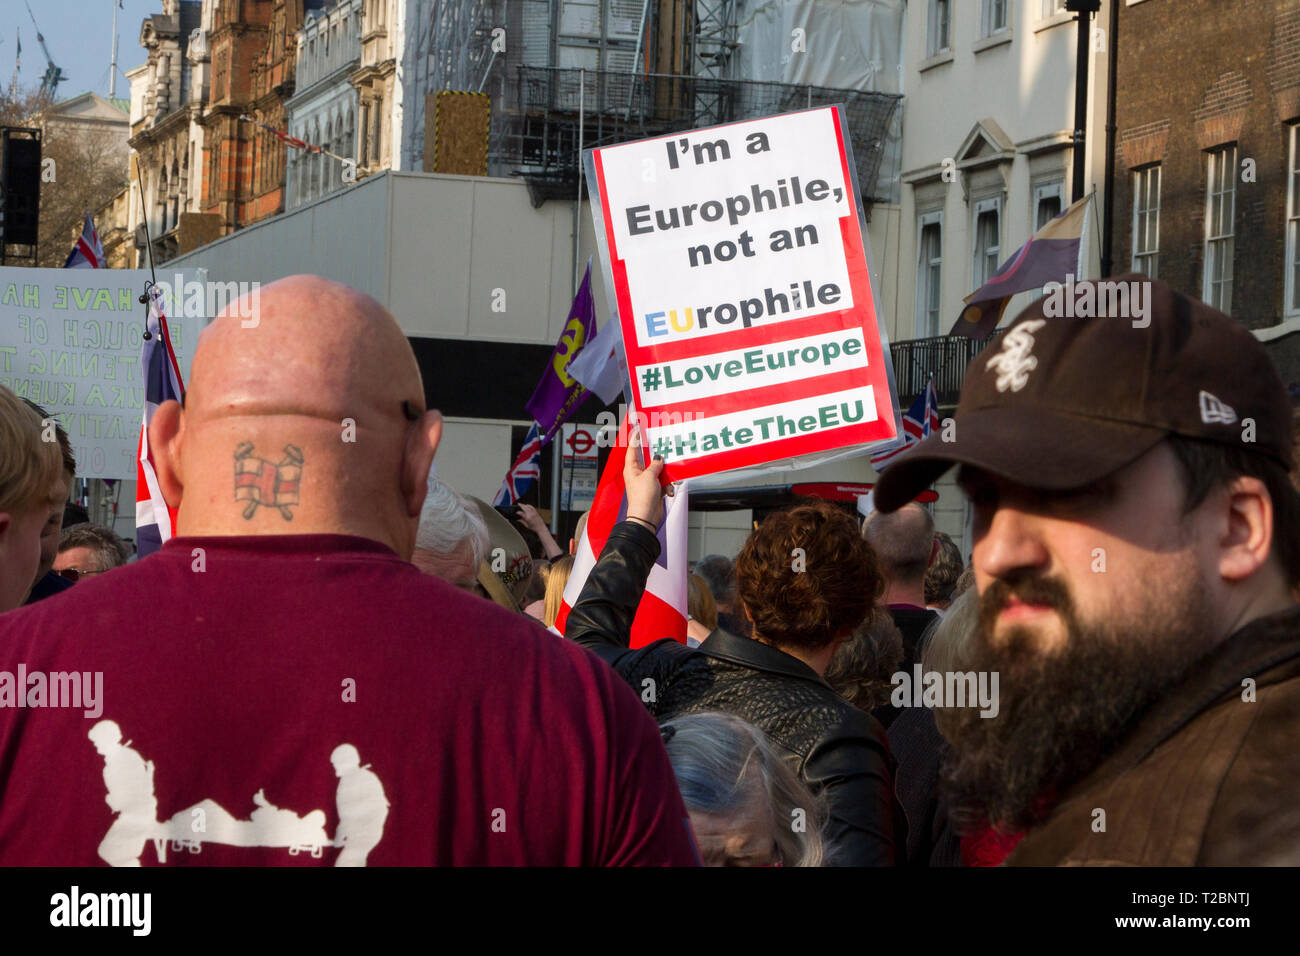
0,535,697,866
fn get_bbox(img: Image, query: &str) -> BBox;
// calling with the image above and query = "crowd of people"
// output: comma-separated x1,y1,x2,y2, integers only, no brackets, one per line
0,272,1297,866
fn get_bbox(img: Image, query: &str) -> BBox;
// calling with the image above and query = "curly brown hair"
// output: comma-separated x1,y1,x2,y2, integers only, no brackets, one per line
735,499,884,652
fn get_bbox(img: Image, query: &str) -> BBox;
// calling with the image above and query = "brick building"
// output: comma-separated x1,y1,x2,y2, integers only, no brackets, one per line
245,1,325,220
200,1,322,232
1112,0,1300,387
124,0,326,262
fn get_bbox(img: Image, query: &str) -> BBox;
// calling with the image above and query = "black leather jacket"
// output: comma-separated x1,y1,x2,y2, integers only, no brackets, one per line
566,521,904,866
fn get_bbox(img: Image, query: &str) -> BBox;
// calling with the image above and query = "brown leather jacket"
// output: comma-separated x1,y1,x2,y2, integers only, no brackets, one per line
1008,604,1300,865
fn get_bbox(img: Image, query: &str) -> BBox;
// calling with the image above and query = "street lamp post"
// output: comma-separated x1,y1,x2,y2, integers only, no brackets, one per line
1066,0,1102,203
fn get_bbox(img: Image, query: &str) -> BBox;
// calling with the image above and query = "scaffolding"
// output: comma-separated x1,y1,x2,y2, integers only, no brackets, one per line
500,66,901,208
690,0,739,125
410,2,902,209
403,0,501,172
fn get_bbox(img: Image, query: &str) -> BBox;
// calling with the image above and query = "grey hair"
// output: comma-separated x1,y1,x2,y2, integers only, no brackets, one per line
662,711,829,866
415,474,490,570
921,584,980,679
57,523,129,571
863,501,935,583
924,585,983,747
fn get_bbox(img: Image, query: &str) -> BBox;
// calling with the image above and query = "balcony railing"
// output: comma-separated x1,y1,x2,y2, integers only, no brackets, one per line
889,331,1003,407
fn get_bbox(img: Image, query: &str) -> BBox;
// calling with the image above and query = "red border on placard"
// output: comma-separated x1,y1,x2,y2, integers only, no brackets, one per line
592,108,898,482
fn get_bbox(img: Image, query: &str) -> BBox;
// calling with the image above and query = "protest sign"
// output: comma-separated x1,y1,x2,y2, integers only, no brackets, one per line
0,268,202,479
585,106,900,482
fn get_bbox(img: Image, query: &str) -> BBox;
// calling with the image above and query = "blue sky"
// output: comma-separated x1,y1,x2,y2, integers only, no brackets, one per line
4,0,161,101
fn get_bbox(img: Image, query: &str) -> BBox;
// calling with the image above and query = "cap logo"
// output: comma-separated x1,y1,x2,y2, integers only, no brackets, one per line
1198,390,1237,425
985,319,1047,393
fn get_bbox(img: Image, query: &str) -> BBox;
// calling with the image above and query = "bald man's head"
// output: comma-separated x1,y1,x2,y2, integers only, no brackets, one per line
863,502,935,588
149,275,443,557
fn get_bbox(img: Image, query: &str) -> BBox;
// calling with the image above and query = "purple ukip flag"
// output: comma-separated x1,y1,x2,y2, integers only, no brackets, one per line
525,261,597,448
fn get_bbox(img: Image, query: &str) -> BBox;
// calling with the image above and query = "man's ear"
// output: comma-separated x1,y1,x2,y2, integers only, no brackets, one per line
401,409,443,518
1217,476,1274,584
148,399,185,509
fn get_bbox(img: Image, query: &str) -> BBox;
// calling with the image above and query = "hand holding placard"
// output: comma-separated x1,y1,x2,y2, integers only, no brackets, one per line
624,427,666,530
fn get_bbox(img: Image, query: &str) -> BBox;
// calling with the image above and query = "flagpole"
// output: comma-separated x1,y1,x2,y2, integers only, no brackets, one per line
573,68,585,300
109,0,119,98
134,154,157,285
556,68,586,537
1077,188,1092,280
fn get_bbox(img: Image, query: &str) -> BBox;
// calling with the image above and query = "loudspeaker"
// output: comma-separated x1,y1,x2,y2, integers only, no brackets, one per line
2,129,41,247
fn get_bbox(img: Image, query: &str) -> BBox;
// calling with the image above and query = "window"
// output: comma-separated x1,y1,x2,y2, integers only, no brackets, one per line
1028,183,1063,299
1287,126,1300,315
973,197,1002,288
215,50,228,102
1203,145,1236,312
359,102,370,167
928,0,952,56
158,169,169,234
310,120,322,199
916,212,943,338
982,0,1009,37
325,119,335,192
1132,165,1160,278
1033,182,1063,231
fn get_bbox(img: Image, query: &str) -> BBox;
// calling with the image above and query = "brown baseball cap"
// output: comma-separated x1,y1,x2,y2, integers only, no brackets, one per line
874,274,1294,512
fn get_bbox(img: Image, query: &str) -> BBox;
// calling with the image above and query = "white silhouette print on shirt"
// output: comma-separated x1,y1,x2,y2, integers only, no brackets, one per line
88,720,389,866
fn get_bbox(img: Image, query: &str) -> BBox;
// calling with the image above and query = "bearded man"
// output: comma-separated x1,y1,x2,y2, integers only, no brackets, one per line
874,275,1300,866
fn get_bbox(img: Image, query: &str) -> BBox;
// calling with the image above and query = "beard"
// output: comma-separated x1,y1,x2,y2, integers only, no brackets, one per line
938,562,1216,836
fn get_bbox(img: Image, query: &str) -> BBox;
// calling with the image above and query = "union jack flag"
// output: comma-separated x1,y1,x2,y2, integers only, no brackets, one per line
63,213,104,269
552,414,689,648
135,287,186,558
493,422,543,507
871,375,940,470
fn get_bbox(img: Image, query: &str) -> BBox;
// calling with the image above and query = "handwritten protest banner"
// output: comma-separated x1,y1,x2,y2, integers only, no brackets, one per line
0,268,201,479
586,106,900,482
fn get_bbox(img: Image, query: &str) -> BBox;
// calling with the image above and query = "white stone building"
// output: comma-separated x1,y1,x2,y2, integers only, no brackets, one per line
126,0,204,264
286,0,363,208
896,0,1111,342
886,0,1113,549
353,0,406,174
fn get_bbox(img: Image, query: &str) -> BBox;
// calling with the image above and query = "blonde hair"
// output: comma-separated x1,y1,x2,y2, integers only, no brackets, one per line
0,385,62,515
688,573,718,630
543,554,574,628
